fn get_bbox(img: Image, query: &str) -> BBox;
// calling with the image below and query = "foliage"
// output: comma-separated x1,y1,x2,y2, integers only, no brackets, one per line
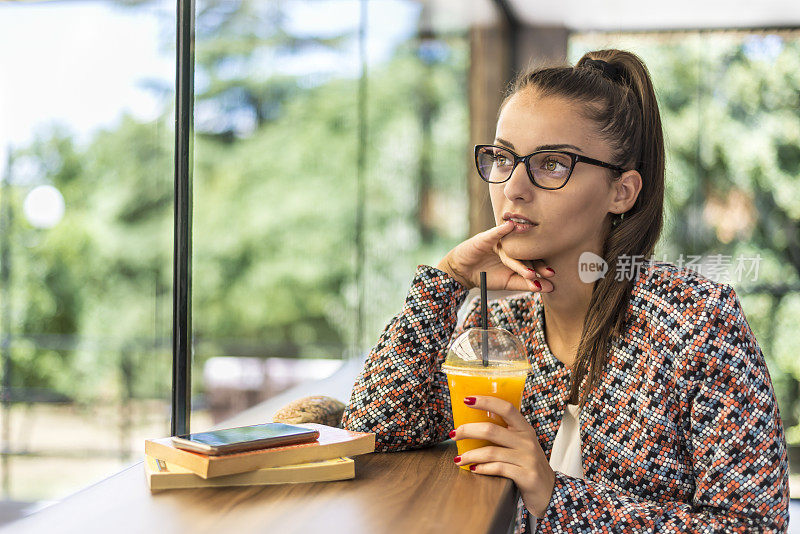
1,22,469,402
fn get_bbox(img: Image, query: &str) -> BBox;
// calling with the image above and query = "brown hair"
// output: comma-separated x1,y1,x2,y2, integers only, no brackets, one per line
501,49,665,406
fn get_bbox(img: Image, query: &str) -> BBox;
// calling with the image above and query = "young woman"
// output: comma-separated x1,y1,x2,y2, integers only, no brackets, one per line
341,49,789,532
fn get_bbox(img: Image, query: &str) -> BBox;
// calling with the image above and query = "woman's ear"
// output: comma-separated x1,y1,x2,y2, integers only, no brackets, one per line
609,170,642,214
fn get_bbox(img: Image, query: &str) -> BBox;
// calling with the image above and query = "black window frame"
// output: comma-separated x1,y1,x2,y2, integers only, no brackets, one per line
171,0,194,437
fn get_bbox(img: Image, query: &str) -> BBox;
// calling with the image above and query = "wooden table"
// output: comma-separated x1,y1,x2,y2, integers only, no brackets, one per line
4,440,518,534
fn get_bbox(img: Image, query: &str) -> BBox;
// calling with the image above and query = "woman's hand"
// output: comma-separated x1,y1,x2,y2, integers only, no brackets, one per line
436,221,555,291
452,395,556,519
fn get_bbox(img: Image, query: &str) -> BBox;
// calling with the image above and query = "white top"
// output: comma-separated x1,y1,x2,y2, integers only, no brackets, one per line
548,403,584,479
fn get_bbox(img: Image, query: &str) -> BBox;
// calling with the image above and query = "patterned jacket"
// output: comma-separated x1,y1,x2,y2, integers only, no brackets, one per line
341,262,789,533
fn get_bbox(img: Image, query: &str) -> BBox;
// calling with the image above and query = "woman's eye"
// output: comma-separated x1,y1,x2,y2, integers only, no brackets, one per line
495,155,510,166
542,158,566,172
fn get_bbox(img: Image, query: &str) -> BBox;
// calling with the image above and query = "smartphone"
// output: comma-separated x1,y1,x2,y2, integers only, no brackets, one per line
171,422,320,455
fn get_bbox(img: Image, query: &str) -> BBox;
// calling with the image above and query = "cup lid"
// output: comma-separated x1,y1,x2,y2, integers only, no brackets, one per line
442,327,531,374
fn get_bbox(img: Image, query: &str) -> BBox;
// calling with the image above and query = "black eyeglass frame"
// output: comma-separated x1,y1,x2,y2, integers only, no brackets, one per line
474,144,627,190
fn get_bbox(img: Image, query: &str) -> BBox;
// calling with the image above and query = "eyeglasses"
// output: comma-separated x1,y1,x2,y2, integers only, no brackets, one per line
474,144,626,190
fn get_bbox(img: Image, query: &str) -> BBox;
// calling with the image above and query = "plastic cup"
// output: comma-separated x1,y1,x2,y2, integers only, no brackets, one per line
443,327,531,470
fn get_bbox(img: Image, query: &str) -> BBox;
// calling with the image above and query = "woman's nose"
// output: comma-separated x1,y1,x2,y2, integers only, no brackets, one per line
502,161,534,202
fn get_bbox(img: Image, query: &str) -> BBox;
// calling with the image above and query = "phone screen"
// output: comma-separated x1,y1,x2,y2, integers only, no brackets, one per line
176,423,317,448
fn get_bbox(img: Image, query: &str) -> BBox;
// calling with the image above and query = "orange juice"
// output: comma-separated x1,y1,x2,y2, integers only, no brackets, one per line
443,327,530,471
445,366,528,469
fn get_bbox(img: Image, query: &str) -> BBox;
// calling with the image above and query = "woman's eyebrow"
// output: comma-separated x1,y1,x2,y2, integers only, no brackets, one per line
537,143,585,153
495,138,585,154
495,137,516,150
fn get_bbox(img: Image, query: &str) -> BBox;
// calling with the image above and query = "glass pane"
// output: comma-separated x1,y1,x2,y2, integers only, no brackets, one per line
191,0,470,426
0,0,174,512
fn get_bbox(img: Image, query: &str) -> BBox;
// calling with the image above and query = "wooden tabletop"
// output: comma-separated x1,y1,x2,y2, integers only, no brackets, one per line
4,440,518,534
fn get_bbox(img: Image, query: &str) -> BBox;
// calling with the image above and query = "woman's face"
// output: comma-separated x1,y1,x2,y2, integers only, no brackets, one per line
490,89,618,265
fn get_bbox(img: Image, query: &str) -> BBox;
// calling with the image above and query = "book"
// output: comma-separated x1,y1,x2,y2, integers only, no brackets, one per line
144,455,355,491
144,423,375,479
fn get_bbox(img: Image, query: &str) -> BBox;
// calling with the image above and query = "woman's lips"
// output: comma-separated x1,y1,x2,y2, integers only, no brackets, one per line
503,213,538,233
510,221,537,233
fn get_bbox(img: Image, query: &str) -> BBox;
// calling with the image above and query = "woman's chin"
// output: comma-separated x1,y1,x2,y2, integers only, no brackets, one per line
499,240,543,261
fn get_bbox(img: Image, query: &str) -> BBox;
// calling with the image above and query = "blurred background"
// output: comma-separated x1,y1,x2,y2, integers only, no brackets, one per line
0,0,799,524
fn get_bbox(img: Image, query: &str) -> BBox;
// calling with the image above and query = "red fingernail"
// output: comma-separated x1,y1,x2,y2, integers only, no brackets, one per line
449,430,456,439
454,456,461,463
526,268,535,272
546,267,555,274
464,397,476,405
533,280,542,290
470,464,477,471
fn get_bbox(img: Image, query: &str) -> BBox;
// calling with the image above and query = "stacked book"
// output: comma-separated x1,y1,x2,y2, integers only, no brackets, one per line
143,423,375,491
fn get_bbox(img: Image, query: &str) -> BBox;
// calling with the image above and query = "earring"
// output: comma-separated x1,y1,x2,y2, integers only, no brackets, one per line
612,212,625,228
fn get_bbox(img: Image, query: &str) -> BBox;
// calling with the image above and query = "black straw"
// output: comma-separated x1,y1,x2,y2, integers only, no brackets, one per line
480,272,489,367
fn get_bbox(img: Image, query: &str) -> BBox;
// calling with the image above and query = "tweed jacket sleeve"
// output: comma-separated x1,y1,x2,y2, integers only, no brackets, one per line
340,265,469,451
535,283,789,533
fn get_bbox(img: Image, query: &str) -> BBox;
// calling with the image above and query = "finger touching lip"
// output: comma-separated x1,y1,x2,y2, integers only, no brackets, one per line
501,212,538,225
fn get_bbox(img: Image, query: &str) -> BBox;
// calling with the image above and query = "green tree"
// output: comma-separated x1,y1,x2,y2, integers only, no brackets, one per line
3,30,470,402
